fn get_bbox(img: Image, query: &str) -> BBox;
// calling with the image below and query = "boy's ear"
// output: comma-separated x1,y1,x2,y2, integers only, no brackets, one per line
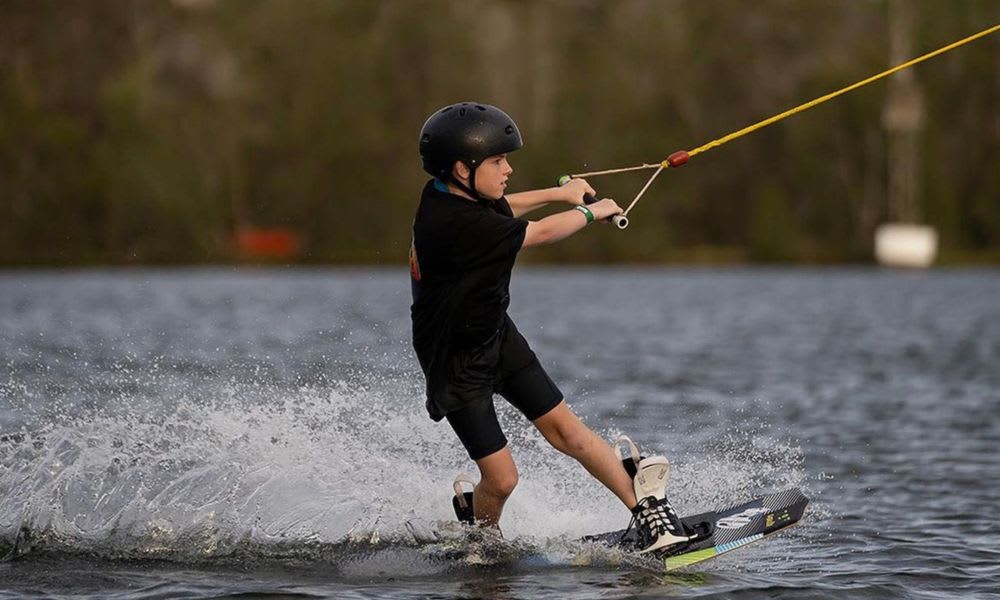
452,161,470,181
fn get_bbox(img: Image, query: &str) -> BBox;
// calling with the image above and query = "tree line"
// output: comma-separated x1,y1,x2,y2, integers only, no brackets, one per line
2,0,998,265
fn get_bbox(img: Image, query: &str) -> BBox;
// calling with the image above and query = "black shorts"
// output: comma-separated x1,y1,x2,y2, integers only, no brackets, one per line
445,318,563,460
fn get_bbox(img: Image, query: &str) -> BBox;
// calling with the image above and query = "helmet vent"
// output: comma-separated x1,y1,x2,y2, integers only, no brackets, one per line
459,108,467,117
475,105,486,111
505,125,514,134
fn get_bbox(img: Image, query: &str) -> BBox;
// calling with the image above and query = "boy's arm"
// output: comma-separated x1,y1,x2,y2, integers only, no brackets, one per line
507,178,595,218
522,198,623,248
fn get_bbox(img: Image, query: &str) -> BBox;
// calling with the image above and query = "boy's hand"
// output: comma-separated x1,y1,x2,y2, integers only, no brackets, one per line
560,178,597,205
589,198,624,221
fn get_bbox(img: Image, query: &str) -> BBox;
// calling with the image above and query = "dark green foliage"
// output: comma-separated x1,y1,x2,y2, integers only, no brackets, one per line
749,182,800,262
1,0,998,264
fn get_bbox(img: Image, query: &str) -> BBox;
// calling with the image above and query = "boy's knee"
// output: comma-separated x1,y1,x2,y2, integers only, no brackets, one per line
483,470,519,498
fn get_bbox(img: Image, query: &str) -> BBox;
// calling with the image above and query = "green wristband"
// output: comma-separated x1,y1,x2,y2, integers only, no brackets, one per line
574,205,595,224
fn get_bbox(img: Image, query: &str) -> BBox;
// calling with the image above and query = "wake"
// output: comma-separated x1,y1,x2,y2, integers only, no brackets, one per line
0,370,806,569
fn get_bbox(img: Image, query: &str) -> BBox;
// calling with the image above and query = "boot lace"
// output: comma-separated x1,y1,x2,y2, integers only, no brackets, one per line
623,496,683,544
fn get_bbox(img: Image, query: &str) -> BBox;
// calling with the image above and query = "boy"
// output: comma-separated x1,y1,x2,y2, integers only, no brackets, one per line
409,102,688,553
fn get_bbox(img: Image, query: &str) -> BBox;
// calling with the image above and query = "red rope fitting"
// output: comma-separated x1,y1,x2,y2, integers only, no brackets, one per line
667,151,690,168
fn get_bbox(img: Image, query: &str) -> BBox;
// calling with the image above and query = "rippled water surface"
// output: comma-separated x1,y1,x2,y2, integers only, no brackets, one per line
2,267,999,599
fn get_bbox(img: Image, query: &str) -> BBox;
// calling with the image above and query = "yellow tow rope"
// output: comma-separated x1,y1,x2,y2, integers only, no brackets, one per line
568,22,1000,228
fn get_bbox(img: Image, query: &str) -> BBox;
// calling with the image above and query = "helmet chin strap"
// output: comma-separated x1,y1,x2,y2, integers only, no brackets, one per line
450,163,491,204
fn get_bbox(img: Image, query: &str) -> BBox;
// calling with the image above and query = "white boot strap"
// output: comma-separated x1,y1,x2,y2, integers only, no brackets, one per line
453,473,476,508
612,434,642,467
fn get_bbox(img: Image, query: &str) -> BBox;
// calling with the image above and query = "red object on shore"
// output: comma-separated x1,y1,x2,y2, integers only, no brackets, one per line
232,228,300,259
667,151,690,167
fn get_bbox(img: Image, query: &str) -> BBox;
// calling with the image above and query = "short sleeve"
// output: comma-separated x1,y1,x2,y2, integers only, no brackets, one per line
454,208,528,269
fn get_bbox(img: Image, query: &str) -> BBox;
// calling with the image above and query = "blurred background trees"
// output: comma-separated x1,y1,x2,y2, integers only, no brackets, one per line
1,0,998,265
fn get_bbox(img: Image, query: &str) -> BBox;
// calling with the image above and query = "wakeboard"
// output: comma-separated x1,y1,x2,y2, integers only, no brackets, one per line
583,486,809,570
451,474,809,571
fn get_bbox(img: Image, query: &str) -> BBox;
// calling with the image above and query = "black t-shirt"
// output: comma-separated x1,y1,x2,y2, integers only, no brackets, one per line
410,179,528,420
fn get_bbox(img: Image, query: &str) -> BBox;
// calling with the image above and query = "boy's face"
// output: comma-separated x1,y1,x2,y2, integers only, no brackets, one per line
456,154,513,200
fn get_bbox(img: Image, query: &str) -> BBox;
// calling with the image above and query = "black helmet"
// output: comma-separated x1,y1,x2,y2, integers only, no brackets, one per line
419,102,523,198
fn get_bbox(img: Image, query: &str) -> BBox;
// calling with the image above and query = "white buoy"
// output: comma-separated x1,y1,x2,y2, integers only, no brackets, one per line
874,223,938,268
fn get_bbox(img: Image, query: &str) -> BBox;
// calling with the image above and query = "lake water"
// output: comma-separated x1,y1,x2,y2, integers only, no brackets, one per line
1,267,998,599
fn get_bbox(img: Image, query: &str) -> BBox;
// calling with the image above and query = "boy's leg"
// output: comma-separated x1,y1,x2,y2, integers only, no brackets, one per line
492,318,635,510
445,396,518,527
472,447,519,527
532,401,638,509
